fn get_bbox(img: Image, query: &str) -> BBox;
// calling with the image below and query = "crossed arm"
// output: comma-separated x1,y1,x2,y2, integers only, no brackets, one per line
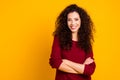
50,37,96,75
58,57,94,74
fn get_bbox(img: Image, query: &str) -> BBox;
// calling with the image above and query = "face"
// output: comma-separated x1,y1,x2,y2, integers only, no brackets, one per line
67,11,81,33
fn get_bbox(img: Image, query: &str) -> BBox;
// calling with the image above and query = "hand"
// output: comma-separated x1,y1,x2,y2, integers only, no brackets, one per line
83,57,94,65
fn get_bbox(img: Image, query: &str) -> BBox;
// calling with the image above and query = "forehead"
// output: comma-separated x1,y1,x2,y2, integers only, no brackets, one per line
67,11,80,18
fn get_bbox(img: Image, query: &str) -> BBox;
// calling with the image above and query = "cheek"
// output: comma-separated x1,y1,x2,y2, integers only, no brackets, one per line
67,21,71,27
77,21,81,26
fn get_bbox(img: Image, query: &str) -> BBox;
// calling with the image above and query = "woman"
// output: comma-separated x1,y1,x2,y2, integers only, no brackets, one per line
49,4,96,80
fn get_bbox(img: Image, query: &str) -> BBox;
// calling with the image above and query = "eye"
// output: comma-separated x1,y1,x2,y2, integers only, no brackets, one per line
74,18,79,21
67,18,71,21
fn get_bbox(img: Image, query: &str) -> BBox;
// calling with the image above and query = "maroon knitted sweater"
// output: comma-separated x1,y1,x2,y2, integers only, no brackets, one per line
49,36,96,80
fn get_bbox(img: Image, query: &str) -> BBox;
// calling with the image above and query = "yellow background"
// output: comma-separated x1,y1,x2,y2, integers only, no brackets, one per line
0,0,120,80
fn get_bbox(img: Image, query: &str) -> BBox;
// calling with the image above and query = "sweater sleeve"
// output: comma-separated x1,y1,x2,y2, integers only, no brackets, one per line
49,36,62,69
83,50,96,76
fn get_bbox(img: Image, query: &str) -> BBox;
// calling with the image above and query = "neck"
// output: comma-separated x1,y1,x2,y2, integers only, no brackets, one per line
72,32,78,41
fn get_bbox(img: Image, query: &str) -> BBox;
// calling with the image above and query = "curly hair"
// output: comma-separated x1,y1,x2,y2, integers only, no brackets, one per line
53,4,95,53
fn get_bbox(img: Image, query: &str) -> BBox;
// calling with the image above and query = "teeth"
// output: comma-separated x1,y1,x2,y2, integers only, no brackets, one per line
71,26,76,29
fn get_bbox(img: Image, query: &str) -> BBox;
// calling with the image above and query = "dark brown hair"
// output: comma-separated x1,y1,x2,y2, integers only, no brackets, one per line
53,4,95,53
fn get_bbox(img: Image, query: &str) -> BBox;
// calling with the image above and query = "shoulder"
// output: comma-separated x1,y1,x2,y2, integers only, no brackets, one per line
86,49,94,58
53,35,59,41
52,36,60,44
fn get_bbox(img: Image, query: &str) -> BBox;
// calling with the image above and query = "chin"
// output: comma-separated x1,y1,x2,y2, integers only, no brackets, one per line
71,30,78,33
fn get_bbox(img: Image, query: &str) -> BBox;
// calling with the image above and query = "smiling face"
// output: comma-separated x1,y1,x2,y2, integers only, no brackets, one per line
67,11,81,33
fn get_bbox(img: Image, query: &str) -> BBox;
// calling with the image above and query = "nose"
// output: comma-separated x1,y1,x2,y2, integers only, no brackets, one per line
71,20,75,25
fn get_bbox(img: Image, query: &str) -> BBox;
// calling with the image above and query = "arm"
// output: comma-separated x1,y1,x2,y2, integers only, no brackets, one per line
83,50,96,75
58,61,78,74
63,57,94,74
49,37,62,68
49,36,78,74
49,37,96,75
63,59,85,74
63,50,96,76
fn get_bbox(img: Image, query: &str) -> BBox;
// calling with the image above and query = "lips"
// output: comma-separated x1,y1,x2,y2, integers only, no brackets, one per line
71,26,77,30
